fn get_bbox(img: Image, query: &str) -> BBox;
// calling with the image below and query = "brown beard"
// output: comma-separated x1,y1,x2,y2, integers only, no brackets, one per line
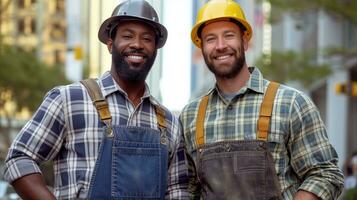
203,42,246,79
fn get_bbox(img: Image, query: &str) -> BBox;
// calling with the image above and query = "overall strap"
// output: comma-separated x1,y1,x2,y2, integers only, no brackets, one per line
195,95,209,148
80,78,113,137
257,82,280,141
155,105,167,145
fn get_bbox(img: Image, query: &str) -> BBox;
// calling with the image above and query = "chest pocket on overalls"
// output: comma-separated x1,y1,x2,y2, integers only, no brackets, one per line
195,82,283,200
81,79,168,200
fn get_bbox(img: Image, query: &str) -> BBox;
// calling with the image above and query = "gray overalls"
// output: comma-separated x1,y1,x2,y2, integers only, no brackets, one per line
195,82,282,200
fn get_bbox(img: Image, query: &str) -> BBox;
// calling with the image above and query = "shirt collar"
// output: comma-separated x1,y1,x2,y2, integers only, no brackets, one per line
246,67,265,94
98,71,152,101
206,66,265,97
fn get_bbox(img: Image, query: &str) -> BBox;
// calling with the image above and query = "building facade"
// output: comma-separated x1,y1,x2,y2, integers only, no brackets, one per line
0,0,66,65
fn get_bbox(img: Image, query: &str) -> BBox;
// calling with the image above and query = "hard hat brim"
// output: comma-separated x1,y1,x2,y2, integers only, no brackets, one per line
191,17,252,49
98,15,168,49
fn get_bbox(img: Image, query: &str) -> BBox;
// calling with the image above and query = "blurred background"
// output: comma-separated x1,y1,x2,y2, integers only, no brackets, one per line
0,0,356,199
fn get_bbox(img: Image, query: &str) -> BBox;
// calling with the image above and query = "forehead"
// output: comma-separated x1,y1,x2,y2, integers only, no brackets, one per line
201,20,241,36
116,20,156,35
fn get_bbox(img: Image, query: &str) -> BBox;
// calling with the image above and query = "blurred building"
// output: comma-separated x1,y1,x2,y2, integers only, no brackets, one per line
271,6,357,167
0,0,66,65
0,0,67,161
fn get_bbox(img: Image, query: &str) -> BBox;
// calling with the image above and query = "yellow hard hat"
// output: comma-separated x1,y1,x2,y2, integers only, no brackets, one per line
191,0,253,48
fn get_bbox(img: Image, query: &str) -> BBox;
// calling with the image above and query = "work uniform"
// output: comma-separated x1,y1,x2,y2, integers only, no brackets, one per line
4,72,190,199
180,67,344,200
81,78,169,199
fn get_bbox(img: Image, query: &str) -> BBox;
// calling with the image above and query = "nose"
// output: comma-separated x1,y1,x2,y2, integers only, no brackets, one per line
129,37,143,50
215,36,227,51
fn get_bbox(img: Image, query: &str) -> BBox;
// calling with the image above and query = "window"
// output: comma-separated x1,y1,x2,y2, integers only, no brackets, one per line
18,18,26,34
18,0,26,9
56,0,65,12
30,18,36,34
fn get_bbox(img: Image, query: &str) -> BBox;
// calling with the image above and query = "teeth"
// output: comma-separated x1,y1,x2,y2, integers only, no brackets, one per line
128,55,143,60
216,55,230,60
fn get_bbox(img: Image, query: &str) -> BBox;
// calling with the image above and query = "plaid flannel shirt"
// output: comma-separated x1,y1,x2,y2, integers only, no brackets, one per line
180,67,344,200
4,71,190,199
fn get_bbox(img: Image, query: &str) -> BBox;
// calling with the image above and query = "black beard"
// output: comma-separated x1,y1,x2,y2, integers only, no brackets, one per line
112,44,157,82
203,44,246,79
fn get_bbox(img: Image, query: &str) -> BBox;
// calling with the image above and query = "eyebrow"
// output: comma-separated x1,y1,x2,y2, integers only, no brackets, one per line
120,28,155,36
203,29,238,38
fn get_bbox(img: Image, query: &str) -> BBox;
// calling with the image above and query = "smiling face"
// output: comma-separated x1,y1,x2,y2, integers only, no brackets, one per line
108,20,157,82
201,20,248,79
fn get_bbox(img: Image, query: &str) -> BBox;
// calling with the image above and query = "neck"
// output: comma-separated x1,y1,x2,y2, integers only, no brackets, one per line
215,65,250,94
111,70,146,107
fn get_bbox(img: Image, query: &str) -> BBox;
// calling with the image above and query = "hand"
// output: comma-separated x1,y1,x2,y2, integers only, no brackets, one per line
12,173,57,200
293,190,320,200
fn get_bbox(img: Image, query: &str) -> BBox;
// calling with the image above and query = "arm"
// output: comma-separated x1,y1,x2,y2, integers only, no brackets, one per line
12,173,56,200
166,122,191,199
3,88,66,199
293,190,319,200
288,93,344,200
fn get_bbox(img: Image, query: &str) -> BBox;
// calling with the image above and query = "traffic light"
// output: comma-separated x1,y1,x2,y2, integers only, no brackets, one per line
335,83,346,94
74,46,82,60
335,82,357,97
352,82,357,97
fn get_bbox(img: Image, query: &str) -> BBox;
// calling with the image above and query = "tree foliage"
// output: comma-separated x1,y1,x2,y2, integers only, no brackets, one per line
254,0,357,87
0,45,70,114
255,51,332,88
262,0,357,24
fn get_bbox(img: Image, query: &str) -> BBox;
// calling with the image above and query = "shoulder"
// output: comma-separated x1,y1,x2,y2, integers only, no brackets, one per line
180,95,206,116
274,83,318,118
56,82,87,99
275,83,314,106
42,82,90,111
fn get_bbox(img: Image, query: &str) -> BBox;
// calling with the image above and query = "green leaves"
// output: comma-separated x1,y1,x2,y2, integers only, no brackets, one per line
0,45,69,113
255,51,332,88
261,0,357,24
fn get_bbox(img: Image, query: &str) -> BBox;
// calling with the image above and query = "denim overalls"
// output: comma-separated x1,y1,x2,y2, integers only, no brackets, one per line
81,79,168,200
195,82,282,200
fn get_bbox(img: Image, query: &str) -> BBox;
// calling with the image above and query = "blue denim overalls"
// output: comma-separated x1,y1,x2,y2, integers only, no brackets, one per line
81,79,168,200
195,82,282,200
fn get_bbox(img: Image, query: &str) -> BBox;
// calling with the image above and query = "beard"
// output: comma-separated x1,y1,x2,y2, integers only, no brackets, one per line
203,42,246,79
112,43,157,82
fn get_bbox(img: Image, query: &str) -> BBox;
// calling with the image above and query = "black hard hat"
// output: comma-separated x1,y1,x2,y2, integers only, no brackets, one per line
98,0,168,48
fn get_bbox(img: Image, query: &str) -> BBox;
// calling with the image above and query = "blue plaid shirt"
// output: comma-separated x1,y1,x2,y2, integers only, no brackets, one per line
4,72,190,199
180,67,344,200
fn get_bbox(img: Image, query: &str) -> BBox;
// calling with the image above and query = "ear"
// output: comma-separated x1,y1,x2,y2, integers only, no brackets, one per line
243,34,249,51
107,39,113,54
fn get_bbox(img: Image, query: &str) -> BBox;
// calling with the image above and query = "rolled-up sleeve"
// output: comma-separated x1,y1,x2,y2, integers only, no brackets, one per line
4,87,66,183
288,92,344,200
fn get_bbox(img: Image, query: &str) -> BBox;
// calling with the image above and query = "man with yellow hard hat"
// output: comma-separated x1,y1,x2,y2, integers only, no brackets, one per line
180,0,344,199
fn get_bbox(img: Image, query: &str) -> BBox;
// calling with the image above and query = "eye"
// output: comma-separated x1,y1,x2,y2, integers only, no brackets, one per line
142,35,155,43
225,33,235,39
122,34,133,39
205,36,215,43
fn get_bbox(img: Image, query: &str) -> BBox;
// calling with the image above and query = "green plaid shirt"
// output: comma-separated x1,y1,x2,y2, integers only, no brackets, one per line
180,67,344,200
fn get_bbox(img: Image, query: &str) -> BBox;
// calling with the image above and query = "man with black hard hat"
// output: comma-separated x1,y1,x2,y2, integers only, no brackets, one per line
4,0,191,199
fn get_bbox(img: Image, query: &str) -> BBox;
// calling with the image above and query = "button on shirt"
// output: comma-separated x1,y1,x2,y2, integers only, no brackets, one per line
179,67,344,200
4,72,190,199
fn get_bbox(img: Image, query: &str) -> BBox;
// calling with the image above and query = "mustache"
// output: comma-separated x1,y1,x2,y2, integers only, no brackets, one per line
124,49,147,56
